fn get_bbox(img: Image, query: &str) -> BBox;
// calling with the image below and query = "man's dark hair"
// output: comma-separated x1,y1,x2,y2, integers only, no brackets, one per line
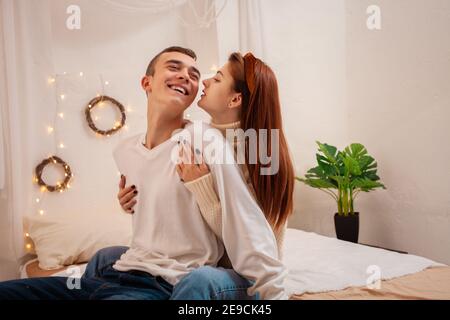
145,46,197,76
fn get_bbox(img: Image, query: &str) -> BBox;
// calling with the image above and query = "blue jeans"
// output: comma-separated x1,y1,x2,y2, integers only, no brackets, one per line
0,246,257,300
0,246,172,300
0,273,172,300
84,246,258,300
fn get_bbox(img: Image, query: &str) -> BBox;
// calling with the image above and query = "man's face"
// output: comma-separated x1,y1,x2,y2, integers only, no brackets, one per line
143,52,200,116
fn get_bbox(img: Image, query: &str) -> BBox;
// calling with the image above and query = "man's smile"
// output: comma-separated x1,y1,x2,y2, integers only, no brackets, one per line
167,83,189,96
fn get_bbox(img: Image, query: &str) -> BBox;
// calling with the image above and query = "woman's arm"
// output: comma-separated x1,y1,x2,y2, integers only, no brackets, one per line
184,173,223,239
208,142,288,300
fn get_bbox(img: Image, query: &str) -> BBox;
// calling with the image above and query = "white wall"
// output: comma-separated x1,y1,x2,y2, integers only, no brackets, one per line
31,0,220,222
258,0,349,238
256,0,450,264
345,0,450,264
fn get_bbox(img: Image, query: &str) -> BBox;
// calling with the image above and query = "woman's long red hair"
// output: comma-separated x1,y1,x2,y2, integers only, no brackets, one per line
228,52,295,232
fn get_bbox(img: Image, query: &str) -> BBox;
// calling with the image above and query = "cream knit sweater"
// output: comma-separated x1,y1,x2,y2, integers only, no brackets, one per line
184,121,286,268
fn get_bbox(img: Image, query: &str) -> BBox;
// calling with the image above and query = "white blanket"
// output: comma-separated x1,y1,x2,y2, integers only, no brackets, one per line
282,228,445,295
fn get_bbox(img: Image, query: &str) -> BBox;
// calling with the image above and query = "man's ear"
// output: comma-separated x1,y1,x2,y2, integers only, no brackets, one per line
141,75,152,96
228,92,242,109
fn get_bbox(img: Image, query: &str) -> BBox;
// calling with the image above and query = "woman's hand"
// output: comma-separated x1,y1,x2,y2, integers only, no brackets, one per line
117,175,138,214
176,142,210,183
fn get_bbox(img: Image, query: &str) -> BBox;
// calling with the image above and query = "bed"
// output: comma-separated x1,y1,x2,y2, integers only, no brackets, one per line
20,228,450,299
282,229,450,300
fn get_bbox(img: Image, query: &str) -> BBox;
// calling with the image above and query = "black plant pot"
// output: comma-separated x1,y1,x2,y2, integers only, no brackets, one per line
334,212,359,243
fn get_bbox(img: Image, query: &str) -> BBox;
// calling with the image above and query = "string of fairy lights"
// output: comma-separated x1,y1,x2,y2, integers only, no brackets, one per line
23,64,217,252
24,71,131,252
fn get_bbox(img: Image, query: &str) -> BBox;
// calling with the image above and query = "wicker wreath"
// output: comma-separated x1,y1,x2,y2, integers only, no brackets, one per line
35,156,72,192
85,95,126,136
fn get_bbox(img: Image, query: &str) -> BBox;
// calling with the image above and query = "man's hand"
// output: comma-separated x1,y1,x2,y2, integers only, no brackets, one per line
176,142,210,183
118,175,137,214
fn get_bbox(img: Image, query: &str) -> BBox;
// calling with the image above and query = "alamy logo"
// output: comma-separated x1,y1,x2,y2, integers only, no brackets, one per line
366,265,382,289
66,266,81,290
366,5,382,30
66,5,81,30
170,121,280,175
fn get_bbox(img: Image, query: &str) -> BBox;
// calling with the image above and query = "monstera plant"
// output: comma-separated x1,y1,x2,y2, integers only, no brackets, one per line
296,141,386,242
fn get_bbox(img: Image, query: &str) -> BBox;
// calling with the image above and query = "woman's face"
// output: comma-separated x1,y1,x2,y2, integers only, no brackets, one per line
197,62,241,119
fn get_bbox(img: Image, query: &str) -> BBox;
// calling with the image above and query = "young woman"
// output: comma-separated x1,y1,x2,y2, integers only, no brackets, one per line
176,52,294,262
96,52,295,299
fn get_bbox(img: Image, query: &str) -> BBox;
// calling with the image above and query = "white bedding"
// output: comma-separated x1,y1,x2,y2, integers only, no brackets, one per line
282,228,444,295
20,228,445,297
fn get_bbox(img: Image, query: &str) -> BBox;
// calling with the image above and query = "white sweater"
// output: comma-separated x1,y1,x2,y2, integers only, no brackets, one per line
112,122,287,299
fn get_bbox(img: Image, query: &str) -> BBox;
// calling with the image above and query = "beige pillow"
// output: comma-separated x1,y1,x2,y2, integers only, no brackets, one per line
24,212,132,270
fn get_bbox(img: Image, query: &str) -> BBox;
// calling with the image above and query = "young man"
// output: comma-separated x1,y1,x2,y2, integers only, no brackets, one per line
0,46,287,300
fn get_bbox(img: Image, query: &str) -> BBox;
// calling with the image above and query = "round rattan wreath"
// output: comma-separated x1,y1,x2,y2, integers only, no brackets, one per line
85,95,126,136
35,156,72,192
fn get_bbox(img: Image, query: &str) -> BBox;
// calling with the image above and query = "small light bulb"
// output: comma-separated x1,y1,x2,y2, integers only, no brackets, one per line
79,72,83,76
47,126,54,133
58,113,64,118
39,209,44,215
59,143,65,149
26,244,32,250
96,93,100,97
115,121,121,127
63,71,67,75
40,186,47,192
48,77,56,84
105,81,109,85
60,94,65,100
25,233,30,237
36,198,40,203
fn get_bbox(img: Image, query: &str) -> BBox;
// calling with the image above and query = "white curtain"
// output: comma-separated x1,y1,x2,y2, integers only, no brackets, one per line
215,0,264,65
0,0,56,279
0,0,261,280
238,0,264,58
101,0,186,13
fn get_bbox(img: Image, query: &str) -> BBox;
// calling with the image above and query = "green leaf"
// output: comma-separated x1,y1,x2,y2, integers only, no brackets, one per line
343,155,361,176
351,178,385,190
316,141,338,164
330,175,345,185
316,154,336,176
304,179,336,189
345,143,367,158
358,155,374,170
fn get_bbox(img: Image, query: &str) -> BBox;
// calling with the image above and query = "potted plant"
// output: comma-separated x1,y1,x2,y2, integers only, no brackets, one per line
296,141,386,243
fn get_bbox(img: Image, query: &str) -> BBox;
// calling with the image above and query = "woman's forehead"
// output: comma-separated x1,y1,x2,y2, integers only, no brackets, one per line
219,62,232,78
